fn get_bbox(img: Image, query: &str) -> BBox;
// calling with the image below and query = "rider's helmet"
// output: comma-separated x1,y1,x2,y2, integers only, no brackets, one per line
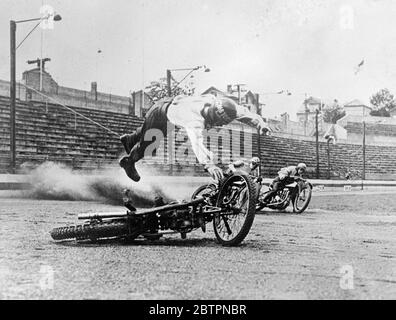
206,97,238,126
296,163,307,174
250,157,261,170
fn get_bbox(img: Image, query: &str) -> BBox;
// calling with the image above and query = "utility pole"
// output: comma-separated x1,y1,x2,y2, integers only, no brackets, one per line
255,93,262,176
362,120,366,190
315,109,320,179
327,139,331,179
8,13,61,174
40,28,43,91
230,84,246,104
10,20,16,174
255,93,261,116
304,97,308,136
166,69,172,97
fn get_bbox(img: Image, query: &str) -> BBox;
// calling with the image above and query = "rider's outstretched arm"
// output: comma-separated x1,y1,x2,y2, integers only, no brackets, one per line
184,126,214,166
184,126,224,181
234,105,271,135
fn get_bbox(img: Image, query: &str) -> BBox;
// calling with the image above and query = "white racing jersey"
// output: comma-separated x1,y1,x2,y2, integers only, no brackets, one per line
166,94,262,166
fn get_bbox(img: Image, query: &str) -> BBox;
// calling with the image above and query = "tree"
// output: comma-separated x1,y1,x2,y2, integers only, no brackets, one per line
322,99,346,124
144,77,195,103
369,88,396,117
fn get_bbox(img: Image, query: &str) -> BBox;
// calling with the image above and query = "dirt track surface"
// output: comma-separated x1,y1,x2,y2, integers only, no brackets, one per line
0,192,395,300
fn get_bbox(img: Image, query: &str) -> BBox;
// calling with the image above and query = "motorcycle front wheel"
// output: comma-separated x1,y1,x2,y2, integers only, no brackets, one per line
191,183,217,200
293,184,312,214
213,173,257,246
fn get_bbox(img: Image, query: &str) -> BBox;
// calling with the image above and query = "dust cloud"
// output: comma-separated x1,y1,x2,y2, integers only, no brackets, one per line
20,162,197,207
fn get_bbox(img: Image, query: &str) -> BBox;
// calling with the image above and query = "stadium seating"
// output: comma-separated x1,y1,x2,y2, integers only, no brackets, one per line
1,95,396,180
345,121,396,137
0,96,141,170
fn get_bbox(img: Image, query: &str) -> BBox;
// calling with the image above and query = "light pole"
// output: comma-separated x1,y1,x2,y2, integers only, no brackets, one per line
10,21,16,174
361,105,367,190
288,92,322,178
325,134,335,179
315,108,320,179
235,84,246,104
361,117,385,189
327,138,331,179
255,89,293,175
362,120,366,190
166,65,210,97
9,13,61,173
254,93,262,176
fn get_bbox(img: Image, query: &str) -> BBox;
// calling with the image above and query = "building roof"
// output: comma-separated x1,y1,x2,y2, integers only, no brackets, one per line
245,91,258,104
305,96,322,105
201,86,226,95
23,68,51,75
201,86,238,102
295,96,324,114
344,99,371,109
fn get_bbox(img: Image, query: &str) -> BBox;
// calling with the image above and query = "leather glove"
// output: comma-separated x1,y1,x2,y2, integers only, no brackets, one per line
205,164,224,182
257,119,272,135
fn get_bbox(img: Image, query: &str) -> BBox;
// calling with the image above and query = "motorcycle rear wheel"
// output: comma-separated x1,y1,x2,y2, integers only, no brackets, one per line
213,173,257,246
50,219,135,241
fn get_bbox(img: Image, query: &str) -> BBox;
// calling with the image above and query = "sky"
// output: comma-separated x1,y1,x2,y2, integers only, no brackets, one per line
1,0,396,119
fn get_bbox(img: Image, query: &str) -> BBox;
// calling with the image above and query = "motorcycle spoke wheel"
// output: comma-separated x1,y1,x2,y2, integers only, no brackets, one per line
191,183,217,201
50,219,131,241
216,195,247,239
293,185,312,214
213,173,257,246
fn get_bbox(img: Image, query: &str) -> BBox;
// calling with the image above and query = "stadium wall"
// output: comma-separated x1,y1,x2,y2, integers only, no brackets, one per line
0,72,132,115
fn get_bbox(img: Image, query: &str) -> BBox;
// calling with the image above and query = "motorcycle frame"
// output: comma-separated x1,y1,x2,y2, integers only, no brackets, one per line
77,177,248,239
78,198,233,221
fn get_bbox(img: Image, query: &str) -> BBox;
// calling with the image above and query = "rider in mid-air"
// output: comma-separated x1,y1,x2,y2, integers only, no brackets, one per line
261,163,307,204
119,94,271,182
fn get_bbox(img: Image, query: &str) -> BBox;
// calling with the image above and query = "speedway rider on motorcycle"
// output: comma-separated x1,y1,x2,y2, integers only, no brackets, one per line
261,163,307,204
119,94,271,182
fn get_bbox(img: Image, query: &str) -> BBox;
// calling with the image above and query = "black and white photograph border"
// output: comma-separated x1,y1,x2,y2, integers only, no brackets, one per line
0,0,395,302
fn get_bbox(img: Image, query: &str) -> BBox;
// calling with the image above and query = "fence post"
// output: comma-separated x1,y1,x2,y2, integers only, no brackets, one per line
361,121,366,190
315,109,320,179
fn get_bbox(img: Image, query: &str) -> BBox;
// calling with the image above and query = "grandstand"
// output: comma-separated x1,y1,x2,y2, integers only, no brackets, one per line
1,95,396,180
0,96,140,171
256,134,396,180
345,122,396,137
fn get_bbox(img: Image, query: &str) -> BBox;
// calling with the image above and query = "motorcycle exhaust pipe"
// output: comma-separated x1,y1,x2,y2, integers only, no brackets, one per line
268,198,287,207
78,212,129,220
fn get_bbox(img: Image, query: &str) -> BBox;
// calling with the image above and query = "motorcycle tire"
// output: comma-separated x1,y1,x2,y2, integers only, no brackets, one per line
50,219,133,241
293,185,312,214
191,183,217,200
213,173,257,246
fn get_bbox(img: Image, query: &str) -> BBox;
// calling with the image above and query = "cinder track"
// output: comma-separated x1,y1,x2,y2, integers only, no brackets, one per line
0,192,395,299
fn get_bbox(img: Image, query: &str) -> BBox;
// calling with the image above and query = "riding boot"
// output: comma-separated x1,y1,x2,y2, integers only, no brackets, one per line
261,190,276,204
120,131,140,154
119,145,142,182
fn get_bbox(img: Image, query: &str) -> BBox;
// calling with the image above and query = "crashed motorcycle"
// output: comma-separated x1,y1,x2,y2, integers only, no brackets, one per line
256,177,313,214
50,170,258,246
